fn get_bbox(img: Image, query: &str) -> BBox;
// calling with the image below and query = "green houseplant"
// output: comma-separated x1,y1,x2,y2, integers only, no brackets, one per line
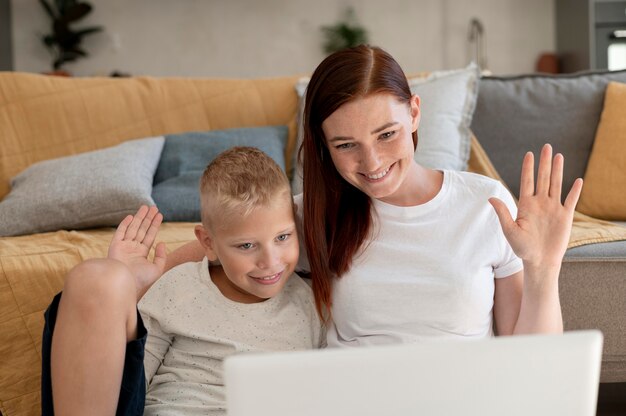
39,0,103,71
321,7,369,54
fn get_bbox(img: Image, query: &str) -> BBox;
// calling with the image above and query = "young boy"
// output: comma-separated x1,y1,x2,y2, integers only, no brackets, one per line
42,147,324,415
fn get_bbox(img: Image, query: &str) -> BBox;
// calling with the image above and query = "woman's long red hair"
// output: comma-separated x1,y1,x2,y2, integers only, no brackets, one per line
301,45,417,322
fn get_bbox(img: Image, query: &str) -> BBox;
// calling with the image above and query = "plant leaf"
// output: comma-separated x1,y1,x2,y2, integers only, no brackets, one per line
39,0,57,19
63,3,92,22
74,26,103,37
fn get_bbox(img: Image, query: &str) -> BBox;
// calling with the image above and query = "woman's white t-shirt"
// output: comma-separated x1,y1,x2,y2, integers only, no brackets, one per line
295,170,522,347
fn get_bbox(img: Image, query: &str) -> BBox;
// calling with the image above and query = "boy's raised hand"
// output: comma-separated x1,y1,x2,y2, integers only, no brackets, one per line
108,205,167,301
489,144,583,272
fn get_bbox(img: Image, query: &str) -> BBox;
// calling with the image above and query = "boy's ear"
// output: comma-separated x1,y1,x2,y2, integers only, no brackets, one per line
194,225,218,262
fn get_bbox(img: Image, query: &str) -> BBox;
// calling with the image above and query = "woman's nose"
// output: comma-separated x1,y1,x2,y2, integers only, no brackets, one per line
360,146,382,171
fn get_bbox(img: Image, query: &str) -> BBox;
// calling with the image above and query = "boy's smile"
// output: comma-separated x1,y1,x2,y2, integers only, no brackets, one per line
196,193,299,304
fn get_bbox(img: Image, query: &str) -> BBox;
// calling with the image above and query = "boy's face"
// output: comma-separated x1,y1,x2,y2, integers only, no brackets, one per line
195,193,299,303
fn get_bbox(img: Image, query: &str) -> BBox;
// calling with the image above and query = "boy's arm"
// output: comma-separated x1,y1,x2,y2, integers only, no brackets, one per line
141,310,174,386
164,240,205,272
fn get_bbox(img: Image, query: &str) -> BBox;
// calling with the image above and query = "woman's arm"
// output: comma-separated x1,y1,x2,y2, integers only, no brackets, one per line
493,269,563,335
490,144,582,335
164,240,206,272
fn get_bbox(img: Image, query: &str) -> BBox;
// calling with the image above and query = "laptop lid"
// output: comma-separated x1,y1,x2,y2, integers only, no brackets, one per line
224,330,603,416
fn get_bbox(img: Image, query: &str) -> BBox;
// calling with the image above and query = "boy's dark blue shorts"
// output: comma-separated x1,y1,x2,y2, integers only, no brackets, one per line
41,292,148,416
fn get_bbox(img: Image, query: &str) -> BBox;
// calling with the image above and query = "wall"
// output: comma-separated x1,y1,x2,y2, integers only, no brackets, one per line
11,0,555,77
1,0,12,70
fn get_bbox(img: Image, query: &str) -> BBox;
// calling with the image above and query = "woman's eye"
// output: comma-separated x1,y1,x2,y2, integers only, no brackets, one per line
277,233,290,242
336,143,353,150
238,243,254,250
380,131,395,140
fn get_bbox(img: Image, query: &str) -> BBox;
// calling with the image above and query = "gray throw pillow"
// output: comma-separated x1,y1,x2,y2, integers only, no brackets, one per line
471,69,626,199
0,137,165,237
152,126,288,222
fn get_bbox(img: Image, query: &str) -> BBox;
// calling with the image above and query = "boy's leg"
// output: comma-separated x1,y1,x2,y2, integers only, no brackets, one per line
49,258,139,416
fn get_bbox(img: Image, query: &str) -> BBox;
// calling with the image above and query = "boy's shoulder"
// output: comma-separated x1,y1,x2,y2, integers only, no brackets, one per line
281,273,315,304
141,259,206,301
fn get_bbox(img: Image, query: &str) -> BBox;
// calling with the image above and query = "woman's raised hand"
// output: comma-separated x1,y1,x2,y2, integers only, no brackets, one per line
489,144,583,270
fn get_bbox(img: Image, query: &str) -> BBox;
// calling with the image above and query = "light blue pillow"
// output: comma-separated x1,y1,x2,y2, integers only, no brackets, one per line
152,126,288,222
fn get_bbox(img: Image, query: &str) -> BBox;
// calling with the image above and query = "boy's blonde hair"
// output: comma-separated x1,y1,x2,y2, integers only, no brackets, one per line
199,146,291,229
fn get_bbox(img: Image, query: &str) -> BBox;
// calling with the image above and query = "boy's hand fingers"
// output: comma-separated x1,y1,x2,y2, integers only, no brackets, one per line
125,205,149,240
135,206,159,243
143,212,163,249
153,242,167,274
114,215,133,242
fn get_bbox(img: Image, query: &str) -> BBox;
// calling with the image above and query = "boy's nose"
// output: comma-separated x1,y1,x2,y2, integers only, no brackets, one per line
256,247,279,269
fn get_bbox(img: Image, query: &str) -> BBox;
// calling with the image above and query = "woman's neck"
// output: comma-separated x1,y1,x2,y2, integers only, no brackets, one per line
378,162,444,207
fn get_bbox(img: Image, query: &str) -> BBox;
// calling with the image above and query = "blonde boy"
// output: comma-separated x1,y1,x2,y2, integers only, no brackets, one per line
42,147,323,416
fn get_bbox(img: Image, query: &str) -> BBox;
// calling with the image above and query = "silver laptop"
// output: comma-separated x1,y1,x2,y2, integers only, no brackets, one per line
224,330,603,416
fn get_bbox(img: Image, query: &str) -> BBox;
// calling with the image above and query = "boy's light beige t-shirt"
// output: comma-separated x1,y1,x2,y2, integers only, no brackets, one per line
138,257,324,415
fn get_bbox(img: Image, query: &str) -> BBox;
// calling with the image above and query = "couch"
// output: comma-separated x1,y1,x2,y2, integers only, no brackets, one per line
1,69,625,415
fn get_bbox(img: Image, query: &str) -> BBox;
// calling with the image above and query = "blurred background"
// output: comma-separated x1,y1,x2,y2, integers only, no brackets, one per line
0,0,561,77
0,0,624,76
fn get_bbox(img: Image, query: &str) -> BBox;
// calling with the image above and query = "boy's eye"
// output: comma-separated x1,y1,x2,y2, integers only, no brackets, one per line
380,130,395,140
276,233,290,242
238,243,254,250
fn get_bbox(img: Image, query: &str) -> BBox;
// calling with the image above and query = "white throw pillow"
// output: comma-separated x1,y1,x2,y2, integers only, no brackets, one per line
290,64,480,194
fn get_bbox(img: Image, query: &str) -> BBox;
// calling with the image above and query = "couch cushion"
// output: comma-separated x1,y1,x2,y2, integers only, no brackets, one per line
0,224,197,416
566,238,626,258
152,126,288,222
0,137,164,237
577,82,626,220
0,73,301,201
471,69,626,199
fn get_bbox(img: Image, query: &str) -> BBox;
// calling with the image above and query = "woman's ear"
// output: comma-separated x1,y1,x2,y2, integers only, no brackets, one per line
410,94,421,132
194,225,218,262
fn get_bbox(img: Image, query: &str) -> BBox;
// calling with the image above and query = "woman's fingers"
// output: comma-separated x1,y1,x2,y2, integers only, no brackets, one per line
564,178,584,211
535,144,553,195
519,151,535,198
550,153,564,200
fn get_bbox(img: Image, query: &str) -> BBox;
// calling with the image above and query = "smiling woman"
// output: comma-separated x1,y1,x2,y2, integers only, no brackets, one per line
300,45,582,345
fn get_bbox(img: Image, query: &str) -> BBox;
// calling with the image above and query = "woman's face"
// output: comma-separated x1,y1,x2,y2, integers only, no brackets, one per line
321,93,420,205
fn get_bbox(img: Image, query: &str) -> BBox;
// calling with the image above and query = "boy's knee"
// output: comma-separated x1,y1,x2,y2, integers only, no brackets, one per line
63,259,135,309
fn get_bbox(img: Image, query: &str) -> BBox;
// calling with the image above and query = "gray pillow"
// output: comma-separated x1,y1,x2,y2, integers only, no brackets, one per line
471,69,626,199
0,137,164,237
152,126,288,222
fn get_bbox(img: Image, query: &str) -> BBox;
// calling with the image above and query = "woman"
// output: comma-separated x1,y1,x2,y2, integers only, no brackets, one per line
169,45,582,345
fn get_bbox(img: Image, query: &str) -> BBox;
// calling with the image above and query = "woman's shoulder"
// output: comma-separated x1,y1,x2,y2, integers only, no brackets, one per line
446,170,510,198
